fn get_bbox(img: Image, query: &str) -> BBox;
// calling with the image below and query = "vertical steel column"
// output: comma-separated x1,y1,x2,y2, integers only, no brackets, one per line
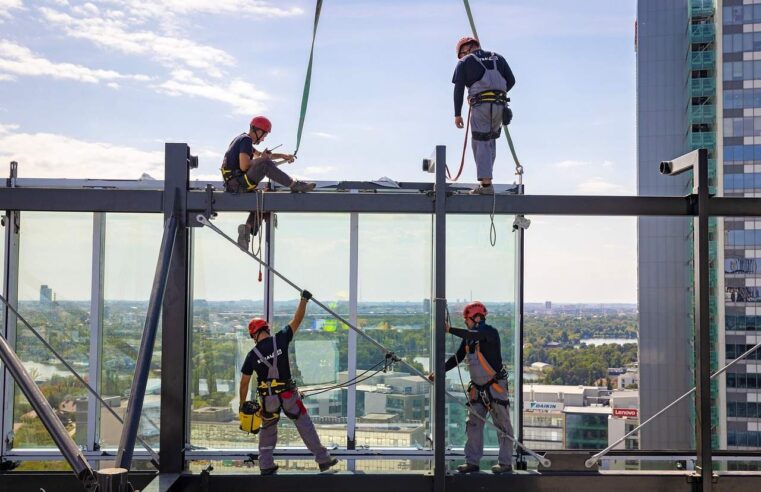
347,212,358,454
116,215,177,469
264,214,276,323
694,148,712,491
1,162,19,459
87,212,106,451
159,143,191,474
513,216,525,459
433,145,447,492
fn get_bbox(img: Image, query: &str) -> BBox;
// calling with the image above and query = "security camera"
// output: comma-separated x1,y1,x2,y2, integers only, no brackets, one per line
189,154,199,169
660,149,699,176
422,158,435,173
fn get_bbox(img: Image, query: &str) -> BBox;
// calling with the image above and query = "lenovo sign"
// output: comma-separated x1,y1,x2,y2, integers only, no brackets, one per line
613,408,638,418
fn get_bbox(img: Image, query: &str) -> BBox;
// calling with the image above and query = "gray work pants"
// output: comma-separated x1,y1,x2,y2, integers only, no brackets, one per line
225,159,294,193
258,390,332,470
464,380,514,466
470,103,504,180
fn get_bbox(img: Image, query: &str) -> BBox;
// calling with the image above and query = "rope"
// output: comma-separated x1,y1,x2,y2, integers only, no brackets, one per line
446,106,471,182
0,294,160,465
195,216,549,466
293,0,323,156
462,0,480,41
301,359,387,398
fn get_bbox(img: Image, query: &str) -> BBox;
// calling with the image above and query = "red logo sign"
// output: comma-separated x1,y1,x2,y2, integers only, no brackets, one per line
613,408,638,418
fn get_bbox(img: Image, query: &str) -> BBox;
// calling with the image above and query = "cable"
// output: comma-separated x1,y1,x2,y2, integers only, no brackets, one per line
0,294,160,465
293,0,323,156
489,191,497,246
301,359,386,397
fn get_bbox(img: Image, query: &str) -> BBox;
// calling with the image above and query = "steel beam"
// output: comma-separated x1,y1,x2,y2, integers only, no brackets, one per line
160,143,191,474
694,149,712,491
514,221,525,459
116,215,178,469
347,211,358,453
0,188,163,212
264,214,275,323
0,207,19,459
433,145,447,492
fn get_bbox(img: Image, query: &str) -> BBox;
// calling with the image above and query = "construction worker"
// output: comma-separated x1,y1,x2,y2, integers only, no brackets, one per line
453,37,515,195
221,116,316,249
239,289,338,475
430,301,514,474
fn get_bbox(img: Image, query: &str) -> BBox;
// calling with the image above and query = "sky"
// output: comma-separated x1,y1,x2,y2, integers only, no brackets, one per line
0,0,639,303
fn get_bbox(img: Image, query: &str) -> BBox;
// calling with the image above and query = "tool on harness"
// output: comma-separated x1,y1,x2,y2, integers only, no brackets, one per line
239,400,263,434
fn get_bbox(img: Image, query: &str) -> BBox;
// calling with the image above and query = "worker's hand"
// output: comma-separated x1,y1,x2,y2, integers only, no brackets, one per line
454,116,464,128
283,154,296,164
261,149,273,160
301,289,312,301
427,372,435,382
444,321,450,333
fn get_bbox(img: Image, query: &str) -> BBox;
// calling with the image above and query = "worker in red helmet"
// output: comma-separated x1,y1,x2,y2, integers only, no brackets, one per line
429,301,514,474
238,289,338,475
221,116,316,250
452,37,516,195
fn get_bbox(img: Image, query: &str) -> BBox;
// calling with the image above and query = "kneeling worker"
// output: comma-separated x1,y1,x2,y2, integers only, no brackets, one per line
221,115,316,250
239,289,338,475
431,301,514,474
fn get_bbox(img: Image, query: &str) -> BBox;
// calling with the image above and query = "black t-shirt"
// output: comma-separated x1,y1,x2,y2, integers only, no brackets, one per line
222,133,254,172
444,322,503,373
241,326,294,382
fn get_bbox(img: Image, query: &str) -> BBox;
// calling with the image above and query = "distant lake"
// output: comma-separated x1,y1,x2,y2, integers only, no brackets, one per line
580,338,637,346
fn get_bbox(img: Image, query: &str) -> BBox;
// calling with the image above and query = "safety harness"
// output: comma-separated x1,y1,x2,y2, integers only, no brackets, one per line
464,338,509,411
251,335,301,421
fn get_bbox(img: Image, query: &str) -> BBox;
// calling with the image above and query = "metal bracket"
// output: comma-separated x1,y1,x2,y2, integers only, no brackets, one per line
0,457,19,471
512,215,531,231
189,184,217,227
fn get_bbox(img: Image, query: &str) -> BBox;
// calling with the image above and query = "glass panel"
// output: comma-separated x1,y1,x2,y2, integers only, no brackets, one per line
356,214,432,449
13,212,92,448
100,213,164,449
445,214,517,455
190,213,264,449
271,213,349,448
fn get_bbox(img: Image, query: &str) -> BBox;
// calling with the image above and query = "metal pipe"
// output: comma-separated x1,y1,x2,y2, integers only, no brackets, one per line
0,333,93,482
116,215,178,469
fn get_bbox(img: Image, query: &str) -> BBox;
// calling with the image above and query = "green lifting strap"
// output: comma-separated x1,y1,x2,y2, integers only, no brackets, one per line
294,0,323,156
461,0,523,181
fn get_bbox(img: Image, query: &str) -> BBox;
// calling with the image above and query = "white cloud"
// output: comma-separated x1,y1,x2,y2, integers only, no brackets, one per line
301,165,337,176
156,70,268,115
0,123,163,179
310,131,339,140
0,0,22,19
554,160,589,169
576,177,630,195
0,39,150,84
111,0,303,19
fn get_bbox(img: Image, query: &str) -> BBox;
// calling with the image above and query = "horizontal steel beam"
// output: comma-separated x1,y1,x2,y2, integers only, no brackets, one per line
0,188,163,212
163,472,761,492
0,471,156,492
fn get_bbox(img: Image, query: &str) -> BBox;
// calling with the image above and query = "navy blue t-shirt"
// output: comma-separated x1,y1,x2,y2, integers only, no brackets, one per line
222,133,254,172
444,321,503,373
452,49,515,116
241,326,294,382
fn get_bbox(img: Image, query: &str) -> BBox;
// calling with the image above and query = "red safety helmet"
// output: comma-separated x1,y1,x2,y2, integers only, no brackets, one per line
456,36,479,59
248,318,270,338
463,301,488,321
250,116,272,133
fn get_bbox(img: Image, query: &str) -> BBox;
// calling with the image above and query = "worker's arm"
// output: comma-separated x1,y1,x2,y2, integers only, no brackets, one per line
444,339,467,372
239,373,252,406
452,62,466,118
448,326,489,341
239,152,252,172
289,290,312,335
497,55,515,92
271,153,295,163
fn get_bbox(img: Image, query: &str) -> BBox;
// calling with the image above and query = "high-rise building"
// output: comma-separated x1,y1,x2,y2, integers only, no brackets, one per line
39,284,53,307
638,0,761,450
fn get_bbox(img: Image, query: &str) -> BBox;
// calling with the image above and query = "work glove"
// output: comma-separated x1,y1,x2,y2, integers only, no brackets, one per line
301,289,312,301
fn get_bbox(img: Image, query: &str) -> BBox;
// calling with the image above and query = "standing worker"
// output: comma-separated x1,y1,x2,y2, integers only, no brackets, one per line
430,301,514,474
239,289,338,475
221,115,316,249
452,37,516,194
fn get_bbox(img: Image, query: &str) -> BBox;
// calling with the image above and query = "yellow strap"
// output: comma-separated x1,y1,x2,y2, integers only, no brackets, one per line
243,174,256,191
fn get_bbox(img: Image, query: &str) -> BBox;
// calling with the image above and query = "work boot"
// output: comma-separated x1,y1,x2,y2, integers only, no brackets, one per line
491,463,513,474
260,464,279,476
456,463,480,474
290,180,316,193
237,224,251,250
319,457,339,472
469,184,494,195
